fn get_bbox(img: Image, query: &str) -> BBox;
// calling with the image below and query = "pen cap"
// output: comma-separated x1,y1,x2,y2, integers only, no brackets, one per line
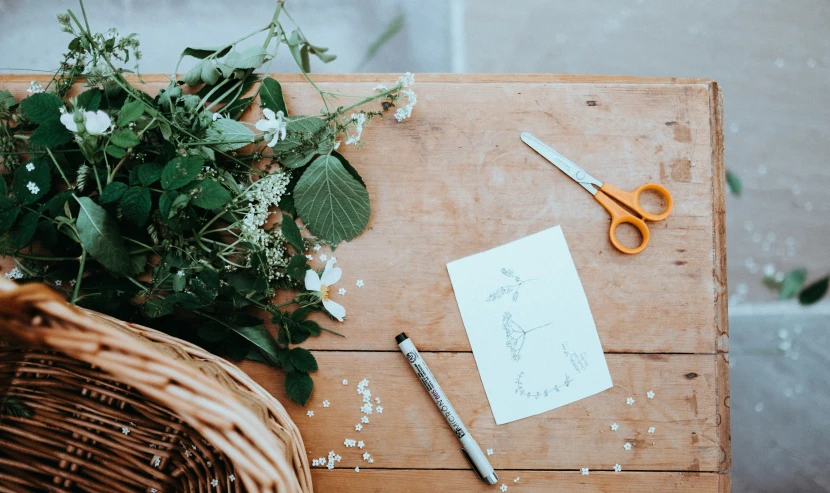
395,332,408,344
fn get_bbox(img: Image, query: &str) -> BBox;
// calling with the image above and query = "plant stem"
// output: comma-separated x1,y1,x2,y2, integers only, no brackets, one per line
45,148,73,188
327,85,400,119
12,253,79,262
70,249,86,304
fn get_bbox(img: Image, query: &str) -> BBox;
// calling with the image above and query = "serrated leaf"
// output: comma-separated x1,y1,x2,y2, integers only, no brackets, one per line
271,116,331,169
289,347,318,373
779,268,807,300
29,120,73,148
10,212,38,249
799,276,829,305
12,158,50,205
19,92,64,124
169,194,191,218
284,371,313,406
299,319,322,336
260,77,288,114
0,205,20,233
332,150,366,188
120,186,151,226
161,156,204,190
206,118,254,151
76,88,102,111
726,169,742,197
185,179,231,210
75,196,130,275
224,45,267,69
183,62,203,86
201,61,221,85
286,253,307,280
117,98,144,126
100,181,128,204
106,145,127,159
158,191,177,219
281,213,304,252
109,128,140,148
137,162,164,186
294,155,371,243
223,97,253,120
144,299,174,318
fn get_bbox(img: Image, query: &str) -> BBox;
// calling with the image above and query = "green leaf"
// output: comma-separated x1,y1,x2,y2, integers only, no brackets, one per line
284,371,313,406
779,268,807,300
137,162,164,186
12,159,51,205
0,174,6,196
205,118,254,151
726,169,742,197
109,128,140,148
298,319,322,337
183,63,203,86
19,92,64,124
0,206,20,233
197,322,230,342
332,150,366,188
294,155,371,243
186,179,232,210
197,74,258,105
182,45,232,59
158,191,177,220
120,186,151,226
271,116,331,169
223,97,253,120
287,30,304,70
117,98,144,126
29,120,73,148
144,299,174,318
169,194,191,219
260,77,288,114
231,324,281,363
799,276,829,305
286,253,307,280
289,347,318,372
106,145,127,159
1,397,34,418
100,181,128,204
762,276,782,292
281,213,304,252
76,88,102,111
10,212,38,249
74,197,130,275
161,156,204,190
201,62,221,85
224,45,267,69
172,271,186,292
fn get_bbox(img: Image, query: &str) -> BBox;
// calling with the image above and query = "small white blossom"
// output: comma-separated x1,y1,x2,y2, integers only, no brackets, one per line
306,254,314,260
69,279,76,286
357,440,364,449
306,410,314,417
153,457,161,467
355,466,360,472
304,259,346,321
374,84,389,91
611,422,618,431
319,253,328,262
333,140,341,150
648,427,656,434
151,489,157,493
176,270,185,277
514,477,520,483
313,244,322,252
121,427,130,435
647,390,655,399
361,415,369,424
229,475,235,482
397,72,415,88
54,280,63,287
361,403,373,414
614,464,622,473
27,81,45,94
211,112,222,121
581,468,589,476
626,397,635,406
26,181,40,194
500,484,508,492
5,267,25,279
368,458,374,463
363,452,371,460
60,108,112,135
312,459,319,467
342,379,348,385
356,279,364,287
323,400,330,408
339,287,347,295
346,112,368,145
624,442,632,451
185,450,192,457
255,108,287,147
206,460,211,466
376,406,383,414
318,457,326,466
375,397,381,404
355,424,362,431
25,162,35,171
211,479,218,487
486,448,494,456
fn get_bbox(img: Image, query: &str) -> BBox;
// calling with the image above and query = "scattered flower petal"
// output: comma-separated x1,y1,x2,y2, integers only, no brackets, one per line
121,427,130,435
358,440,365,449
355,424,362,431
25,162,35,171
306,410,314,417
514,477,520,483
500,484,508,492
614,464,622,473
355,466,360,472
647,390,655,399
624,442,632,451
322,400,330,408
363,452,371,460
211,479,218,487
342,379,349,385
356,279,364,287
361,415,369,424
339,287,347,295
648,427,656,434
319,254,328,262
611,422,619,431
376,406,383,414
626,397,635,406
486,448,494,456
581,468,589,476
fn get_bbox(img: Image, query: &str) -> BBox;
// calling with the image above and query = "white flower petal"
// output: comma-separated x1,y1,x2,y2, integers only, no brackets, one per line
262,108,276,120
304,269,322,291
60,112,77,132
323,299,346,322
85,110,112,135
321,260,342,285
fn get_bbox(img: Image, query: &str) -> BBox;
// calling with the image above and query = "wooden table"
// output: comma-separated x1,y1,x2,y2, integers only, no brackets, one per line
3,74,730,491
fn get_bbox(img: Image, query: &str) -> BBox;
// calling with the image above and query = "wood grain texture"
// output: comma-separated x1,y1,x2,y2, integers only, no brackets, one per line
311,470,721,492
0,74,729,491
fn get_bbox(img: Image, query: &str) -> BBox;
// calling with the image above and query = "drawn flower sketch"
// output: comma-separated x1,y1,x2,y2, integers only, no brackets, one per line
485,268,537,303
503,312,553,360
515,371,575,399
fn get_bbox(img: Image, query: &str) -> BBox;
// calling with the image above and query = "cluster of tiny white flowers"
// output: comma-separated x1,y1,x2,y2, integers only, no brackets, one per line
4,267,24,280
238,171,292,280
394,73,416,122
25,162,35,171
27,81,45,94
345,112,367,146
344,438,357,447
26,181,40,194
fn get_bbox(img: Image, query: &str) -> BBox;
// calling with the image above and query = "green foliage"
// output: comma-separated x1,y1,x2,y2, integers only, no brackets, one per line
206,118,254,151
280,213,304,252
29,120,73,148
187,180,231,209
726,169,742,197
12,159,51,204
799,276,828,305
75,197,131,275
161,156,204,190
117,98,144,126
76,88,102,111
1,397,34,418
284,371,314,406
100,182,128,203
779,268,807,300
19,92,64,124
260,77,288,114
120,186,151,226
109,128,140,148
294,155,371,244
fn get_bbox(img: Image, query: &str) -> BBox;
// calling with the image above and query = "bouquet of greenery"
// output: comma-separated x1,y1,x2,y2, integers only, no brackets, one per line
0,1,416,405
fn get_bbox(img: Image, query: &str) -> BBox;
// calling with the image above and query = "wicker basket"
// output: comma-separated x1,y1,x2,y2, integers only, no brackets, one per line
0,278,312,493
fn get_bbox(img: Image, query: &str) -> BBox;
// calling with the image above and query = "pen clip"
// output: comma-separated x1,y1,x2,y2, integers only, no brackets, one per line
461,447,484,481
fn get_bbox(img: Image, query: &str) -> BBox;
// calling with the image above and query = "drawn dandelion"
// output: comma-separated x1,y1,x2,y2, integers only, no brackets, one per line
485,268,538,303
503,312,553,360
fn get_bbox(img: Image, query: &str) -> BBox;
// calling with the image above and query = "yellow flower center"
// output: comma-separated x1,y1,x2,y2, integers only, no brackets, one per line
319,283,330,302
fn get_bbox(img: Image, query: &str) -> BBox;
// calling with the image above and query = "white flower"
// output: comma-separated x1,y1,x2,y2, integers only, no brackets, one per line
211,112,223,121
363,452,371,460
319,253,328,262
333,140,341,150
312,459,319,467
306,254,313,260
611,422,618,431
486,448,494,456
342,379,348,385
176,270,185,277
647,390,655,399
500,484,508,492
614,464,622,473
338,287,347,295
376,406,383,414
648,427,656,434
318,457,326,466
304,259,346,321
368,458,374,463
60,109,112,136
345,135,359,145
626,397,635,405
356,279,364,287
357,440,364,449
355,466,360,472
69,279,76,286
375,397,380,404
54,280,62,287
313,244,322,252
4,267,24,280
25,162,35,171
153,457,161,467
121,427,130,435
514,477,520,483
229,475,235,482
374,84,388,91
329,256,337,264
581,468,589,476
397,72,415,88
27,81,45,94
322,400,330,408
624,442,632,451
355,424,362,431
361,415,369,424
306,410,314,417
255,108,287,147
211,479,218,487
26,182,40,194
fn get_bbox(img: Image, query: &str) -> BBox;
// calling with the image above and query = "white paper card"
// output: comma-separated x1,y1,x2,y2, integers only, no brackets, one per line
446,226,612,424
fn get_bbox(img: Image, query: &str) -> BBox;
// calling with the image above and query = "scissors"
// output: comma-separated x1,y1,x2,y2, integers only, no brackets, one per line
521,132,673,255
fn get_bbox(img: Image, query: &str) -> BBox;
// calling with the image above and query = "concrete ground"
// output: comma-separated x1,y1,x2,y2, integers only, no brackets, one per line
1,0,828,490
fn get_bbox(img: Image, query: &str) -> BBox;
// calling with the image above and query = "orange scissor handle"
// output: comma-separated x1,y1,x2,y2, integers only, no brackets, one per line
594,191,651,254
599,182,673,222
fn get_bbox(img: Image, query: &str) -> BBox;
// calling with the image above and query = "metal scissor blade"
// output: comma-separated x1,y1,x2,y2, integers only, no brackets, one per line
520,132,603,195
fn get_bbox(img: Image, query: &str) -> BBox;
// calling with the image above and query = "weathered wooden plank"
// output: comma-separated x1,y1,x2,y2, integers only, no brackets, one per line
240,352,721,472
0,75,725,355
310,470,721,492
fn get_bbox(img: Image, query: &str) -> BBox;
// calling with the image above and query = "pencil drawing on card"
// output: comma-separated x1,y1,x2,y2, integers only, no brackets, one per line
502,312,553,361
485,268,537,303
515,371,576,399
